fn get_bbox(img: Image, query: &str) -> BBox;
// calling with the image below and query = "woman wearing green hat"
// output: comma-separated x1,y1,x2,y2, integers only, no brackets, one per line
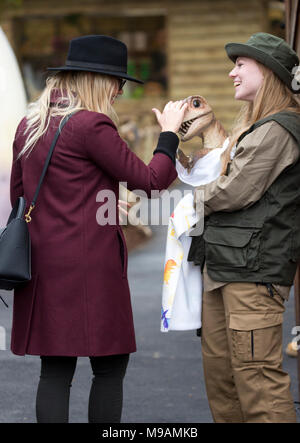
186,32,300,422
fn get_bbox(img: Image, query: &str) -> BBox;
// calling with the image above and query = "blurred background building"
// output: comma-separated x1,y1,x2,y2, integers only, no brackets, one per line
1,0,287,128
0,0,289,226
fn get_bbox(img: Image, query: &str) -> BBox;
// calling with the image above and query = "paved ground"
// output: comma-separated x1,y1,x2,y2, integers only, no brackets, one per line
0,181,299,423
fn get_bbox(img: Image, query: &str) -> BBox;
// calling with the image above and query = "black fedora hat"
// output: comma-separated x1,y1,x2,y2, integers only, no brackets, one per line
225,33,300,93
48,35,144,84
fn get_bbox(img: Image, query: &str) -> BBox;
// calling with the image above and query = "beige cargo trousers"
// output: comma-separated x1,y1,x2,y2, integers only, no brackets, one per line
201,282,297,423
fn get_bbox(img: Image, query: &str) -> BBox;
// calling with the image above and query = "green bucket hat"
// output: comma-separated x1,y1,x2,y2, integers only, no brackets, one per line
225,32,300,94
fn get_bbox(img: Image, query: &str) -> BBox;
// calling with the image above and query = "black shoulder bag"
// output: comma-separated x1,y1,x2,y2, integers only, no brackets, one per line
0,113,74,293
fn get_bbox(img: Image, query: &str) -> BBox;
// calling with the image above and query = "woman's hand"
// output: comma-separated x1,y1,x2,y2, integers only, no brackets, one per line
118,199,131,224
152,100,188,133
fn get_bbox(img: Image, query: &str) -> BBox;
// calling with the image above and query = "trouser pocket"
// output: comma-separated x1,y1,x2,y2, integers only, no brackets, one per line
231,325,283,363
229,314,283,363
231,329,254,362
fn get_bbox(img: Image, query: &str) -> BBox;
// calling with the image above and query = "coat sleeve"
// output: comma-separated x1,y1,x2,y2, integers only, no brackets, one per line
10,131,24,207
194,121,300,216
84,113,178,196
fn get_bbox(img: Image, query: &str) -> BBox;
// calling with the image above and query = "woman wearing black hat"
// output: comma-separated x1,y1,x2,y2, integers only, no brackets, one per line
183,33,300,422
10,35,187,423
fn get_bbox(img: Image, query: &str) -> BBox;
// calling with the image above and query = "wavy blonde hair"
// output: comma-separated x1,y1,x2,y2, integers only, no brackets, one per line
19,71,119,158
220,62,300,175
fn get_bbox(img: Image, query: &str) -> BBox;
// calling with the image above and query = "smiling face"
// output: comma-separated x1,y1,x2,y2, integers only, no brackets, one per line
229,57,264,102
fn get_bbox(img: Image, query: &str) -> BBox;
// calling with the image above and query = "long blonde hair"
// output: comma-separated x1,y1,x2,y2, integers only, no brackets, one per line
19,71,119,158
220,62,300,175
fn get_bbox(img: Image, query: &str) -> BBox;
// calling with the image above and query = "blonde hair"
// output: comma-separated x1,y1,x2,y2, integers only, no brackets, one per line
19,71,119,157
220,62,300,175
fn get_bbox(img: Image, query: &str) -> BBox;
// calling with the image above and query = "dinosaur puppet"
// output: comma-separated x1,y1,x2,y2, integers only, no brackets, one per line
176,95,228,171
161,96,229,332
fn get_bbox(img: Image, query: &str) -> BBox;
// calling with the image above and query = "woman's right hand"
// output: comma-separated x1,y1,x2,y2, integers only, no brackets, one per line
152,100,188,133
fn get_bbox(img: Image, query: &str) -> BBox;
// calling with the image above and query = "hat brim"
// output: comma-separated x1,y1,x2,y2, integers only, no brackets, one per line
47,65,144,84
225,43,300,94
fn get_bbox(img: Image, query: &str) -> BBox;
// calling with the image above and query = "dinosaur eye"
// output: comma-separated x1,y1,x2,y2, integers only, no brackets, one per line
193,99,201,108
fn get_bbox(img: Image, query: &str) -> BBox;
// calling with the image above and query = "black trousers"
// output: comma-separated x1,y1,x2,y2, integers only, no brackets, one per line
36,354,129,423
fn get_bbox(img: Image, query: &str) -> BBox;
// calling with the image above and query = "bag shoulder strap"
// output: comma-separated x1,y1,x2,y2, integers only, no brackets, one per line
25,112,75,223
32,112,75,206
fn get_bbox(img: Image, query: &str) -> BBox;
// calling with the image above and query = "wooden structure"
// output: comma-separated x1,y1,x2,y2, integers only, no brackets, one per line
0,0,272,157
285,0,300,403
285,0,300,52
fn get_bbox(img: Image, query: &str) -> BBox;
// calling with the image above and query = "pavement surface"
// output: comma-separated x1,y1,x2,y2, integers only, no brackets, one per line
0,181,299,423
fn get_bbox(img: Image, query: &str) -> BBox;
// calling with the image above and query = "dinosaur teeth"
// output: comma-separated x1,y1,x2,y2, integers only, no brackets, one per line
179,116,200,135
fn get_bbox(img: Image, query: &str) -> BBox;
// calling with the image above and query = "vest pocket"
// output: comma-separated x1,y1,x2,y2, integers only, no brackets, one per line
204,226,261,270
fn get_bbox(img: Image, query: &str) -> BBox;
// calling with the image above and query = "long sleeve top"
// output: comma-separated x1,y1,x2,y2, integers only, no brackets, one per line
193,121,299,296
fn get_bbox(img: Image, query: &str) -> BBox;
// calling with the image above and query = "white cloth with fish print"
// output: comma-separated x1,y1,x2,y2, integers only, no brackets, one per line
161,138,230,332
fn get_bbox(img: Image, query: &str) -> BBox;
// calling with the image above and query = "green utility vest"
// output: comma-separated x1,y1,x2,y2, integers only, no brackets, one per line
202,111,300,286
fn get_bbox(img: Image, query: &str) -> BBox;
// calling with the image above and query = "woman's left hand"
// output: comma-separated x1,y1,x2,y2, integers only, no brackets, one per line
152,100,188,133
118,199,131,224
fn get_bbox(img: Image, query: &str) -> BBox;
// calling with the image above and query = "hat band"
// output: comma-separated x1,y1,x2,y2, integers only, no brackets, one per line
65,60,125,72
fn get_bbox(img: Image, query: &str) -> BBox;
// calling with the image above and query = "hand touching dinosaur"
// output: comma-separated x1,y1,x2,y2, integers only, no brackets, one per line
152,100,188,133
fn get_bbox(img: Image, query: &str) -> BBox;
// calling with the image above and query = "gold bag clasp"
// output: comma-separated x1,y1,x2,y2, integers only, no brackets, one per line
25,205,35,223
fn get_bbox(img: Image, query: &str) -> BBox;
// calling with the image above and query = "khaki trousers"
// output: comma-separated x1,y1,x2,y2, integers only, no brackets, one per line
201,282,297,423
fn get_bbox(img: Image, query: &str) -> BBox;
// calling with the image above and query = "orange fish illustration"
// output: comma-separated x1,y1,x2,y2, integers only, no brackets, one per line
163,259,177,284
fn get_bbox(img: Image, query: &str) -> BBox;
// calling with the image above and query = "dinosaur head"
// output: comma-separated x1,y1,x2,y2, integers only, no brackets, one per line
178,95,214,142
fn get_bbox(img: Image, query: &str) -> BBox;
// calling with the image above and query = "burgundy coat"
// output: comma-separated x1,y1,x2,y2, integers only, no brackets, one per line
10,105,177,356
